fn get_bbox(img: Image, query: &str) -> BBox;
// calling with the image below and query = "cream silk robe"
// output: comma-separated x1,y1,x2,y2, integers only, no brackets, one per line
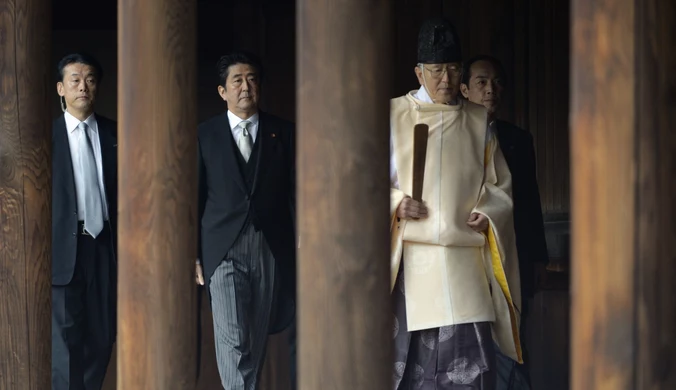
390,87,523,363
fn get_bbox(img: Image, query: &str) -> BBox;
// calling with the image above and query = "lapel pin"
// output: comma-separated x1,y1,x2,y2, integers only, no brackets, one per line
271,133,276,138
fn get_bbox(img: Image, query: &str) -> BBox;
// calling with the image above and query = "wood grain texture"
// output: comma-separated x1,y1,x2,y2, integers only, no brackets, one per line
526,292,570,390
572,0,676,388
570,0,637,389
258,332,292,390
0,0,52,388
297,0,393,389
524,0,571,215
438,0,571,214
117,0,198,388
635,0,676,388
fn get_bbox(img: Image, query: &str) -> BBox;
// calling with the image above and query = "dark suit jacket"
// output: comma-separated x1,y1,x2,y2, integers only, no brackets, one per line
52,114,118,286
197,111,296,323
495,120,548,300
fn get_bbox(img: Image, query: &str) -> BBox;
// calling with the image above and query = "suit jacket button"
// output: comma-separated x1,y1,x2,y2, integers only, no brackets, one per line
72,232,76,236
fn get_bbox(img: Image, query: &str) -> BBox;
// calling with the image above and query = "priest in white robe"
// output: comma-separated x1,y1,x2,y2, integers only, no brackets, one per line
391,18,522,390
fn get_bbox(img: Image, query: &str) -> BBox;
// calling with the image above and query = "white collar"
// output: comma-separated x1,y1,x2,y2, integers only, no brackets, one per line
414,86,434,104
413,85,464,106
64,111,97,134
227,110,259,130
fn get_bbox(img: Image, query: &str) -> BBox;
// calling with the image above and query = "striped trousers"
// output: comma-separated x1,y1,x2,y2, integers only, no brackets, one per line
209,223,279,390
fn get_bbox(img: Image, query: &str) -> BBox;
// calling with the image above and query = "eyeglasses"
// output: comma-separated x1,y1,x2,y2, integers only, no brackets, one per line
420,63,461,80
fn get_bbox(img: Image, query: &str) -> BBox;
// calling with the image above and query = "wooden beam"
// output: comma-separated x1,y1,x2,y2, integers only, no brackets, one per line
0,0,52,388
297,1,392,389
117,0,198,388
571,0,676,388
635,0,676,387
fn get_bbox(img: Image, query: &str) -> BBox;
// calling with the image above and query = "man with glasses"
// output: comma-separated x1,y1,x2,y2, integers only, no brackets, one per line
390,18,522,389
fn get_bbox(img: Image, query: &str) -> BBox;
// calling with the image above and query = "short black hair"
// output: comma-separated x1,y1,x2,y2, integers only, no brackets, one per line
461,55,505,86
57,53,104,82
216,51,264,87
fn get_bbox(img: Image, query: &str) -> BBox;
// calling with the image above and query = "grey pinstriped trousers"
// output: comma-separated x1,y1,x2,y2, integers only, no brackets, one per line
209,222,279,390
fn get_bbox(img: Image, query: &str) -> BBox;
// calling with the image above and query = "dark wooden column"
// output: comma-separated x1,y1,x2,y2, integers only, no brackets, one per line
571,0,676,389
0,0,52,388
634,0,676,387
297,1,392,389
117,0,197,388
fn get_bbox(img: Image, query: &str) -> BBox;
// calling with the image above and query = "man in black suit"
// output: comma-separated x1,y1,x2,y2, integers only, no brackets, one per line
196,51,295,390
51,53,117,390
461,55,549,389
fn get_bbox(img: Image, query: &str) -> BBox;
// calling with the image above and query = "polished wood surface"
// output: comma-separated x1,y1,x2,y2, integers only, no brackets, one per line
571,0,676,388
0,0,52,388
117,0,198,388
571,0,636,387
634,0,676,387
297,0,393,389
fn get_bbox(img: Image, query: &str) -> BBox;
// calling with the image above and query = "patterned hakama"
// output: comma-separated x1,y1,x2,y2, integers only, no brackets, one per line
393,270,497,390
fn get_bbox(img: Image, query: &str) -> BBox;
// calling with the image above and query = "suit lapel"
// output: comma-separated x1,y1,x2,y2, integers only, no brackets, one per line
251,112,277,195
496,122,510,155
213,113,248,195
97,117,116,182
53,115,76,203
496,121,517,171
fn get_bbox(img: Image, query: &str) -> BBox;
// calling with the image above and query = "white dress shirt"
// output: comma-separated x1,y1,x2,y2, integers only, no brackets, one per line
227,110,260,143
390,86,493,190
64,111,109,220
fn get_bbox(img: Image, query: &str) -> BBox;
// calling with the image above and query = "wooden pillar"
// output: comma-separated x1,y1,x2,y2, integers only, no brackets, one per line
571,0,676,389
117,0,197,388
634,0,676,387
297,1,392,389
0,0,52,388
